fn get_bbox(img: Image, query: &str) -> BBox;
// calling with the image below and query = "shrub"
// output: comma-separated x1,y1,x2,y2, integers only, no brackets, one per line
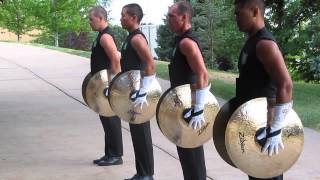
287,55,320,83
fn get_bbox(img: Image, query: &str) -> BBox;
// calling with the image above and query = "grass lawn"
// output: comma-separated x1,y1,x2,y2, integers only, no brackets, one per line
17,42,320,132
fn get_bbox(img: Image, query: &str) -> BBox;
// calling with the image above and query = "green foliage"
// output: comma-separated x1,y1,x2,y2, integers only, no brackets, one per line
191,0,216,68
156,0,244,70
203,0,243,70
36,0,96,33
156,0,320,82
33,0,97,46
0,0,37,41
31,31,55,46
288,56,320,83
155,24,175,62
265,0,319,55
29,0,116,50
110,25,127,50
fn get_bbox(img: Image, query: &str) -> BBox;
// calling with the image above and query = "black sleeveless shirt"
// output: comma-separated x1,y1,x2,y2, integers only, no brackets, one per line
169,29,201,88
120,29,147,72
236,27,277,99
90,26,116,75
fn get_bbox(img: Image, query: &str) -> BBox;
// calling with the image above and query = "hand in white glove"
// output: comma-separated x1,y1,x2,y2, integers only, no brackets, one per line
183,104,205,129
261,101,293,156
130,74,155,109
183,84,211,130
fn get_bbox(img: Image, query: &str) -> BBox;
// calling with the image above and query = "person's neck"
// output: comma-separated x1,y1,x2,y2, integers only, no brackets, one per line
99,22,108,32
127,24,140,33
177,24,192,36
247,21,264,37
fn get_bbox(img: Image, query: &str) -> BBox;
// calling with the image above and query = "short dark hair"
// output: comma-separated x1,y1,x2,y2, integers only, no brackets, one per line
123,3,144,23
234,0,265,15
176,1,193,21
89,5,108,20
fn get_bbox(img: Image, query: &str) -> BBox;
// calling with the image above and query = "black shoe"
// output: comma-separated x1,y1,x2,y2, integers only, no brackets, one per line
93,155,108,164
97,156,123,166
125,174,153,180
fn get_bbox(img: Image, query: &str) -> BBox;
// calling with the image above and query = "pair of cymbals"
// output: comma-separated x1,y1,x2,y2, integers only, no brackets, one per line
82,70,114,117
82,70,162,124
108,70,162,124
156,84,220,148
214,97,304,178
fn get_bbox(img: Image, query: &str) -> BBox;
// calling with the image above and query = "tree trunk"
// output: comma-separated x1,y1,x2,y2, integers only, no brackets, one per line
55,32,59,47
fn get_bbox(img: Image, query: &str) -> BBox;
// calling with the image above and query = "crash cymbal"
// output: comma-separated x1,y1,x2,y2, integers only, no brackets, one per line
82,72,92,105
156,84,220,148
213,97,241,168
108,70,162,124
225,98,304,178
83,69,115,116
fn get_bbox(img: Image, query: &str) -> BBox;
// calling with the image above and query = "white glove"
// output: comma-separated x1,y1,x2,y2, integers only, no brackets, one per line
184,84,211,130
104,73,116,97
130,74,155,109
261,101,293,156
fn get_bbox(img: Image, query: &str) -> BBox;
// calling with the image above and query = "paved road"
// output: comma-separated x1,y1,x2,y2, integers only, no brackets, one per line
0,42,319,180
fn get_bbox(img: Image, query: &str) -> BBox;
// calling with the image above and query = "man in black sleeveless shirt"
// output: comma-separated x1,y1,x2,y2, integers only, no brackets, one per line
234,0,293,179
167,2,211,180
88,6,123,167
120,4,155,180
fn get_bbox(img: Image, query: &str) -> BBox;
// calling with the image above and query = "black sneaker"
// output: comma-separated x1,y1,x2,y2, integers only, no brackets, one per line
124,174,154,180
93,155,108,164
97,156,123,166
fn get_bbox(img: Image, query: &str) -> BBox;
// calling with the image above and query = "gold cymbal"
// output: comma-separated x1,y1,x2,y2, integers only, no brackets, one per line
156,84,220,148
213,97,241,167
225,98,304,178
108,70,162,124
82,72,91,105
83,69,115,116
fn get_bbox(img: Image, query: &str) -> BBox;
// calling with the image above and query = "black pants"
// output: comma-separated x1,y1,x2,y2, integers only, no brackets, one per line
99,115,123,157
129,121,154,176
177,145,206,180
249,175,283,180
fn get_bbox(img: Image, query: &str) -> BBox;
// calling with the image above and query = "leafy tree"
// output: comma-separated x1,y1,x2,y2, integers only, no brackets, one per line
110,24,127,50
0,0,36,41
155,23,175,61
263,0,320,82
265,0,320,56
33,0,97,47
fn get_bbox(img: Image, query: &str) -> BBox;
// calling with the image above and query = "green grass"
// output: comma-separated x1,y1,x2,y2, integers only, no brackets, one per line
292,82,320,130
9,42,319,132
155,61,170,80
155,61,236,100
209,79,235,100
